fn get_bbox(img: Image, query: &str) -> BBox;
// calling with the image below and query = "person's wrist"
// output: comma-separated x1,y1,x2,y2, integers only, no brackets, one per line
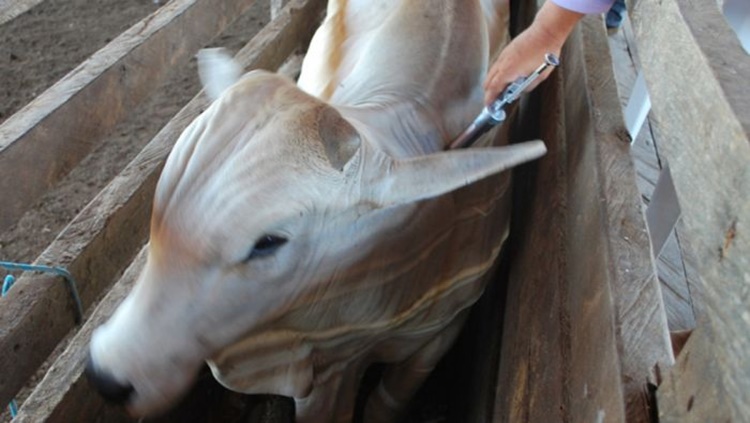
532,1,585,48
530,18,568,50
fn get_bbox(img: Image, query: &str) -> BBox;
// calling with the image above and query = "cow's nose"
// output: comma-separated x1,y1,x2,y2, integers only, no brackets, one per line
85,354,134,405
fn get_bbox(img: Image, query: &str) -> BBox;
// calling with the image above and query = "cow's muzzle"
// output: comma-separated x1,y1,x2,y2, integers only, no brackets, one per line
85,353,135,405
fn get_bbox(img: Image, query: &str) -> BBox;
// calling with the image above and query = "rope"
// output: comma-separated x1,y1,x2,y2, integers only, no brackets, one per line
2,275,19,418
7,400,17,419
0,261,84,324
2,274,14,296
1,262,84,420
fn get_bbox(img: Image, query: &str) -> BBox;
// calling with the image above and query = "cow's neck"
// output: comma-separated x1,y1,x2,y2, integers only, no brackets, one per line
337,97,451,159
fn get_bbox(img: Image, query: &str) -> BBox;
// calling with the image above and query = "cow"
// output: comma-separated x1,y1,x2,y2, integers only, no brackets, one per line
86,1,546,422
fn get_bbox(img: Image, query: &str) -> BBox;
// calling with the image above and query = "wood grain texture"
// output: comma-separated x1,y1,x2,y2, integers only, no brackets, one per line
657,231,697,332
579,17,673,422
0,0,324,409
608,15,701,334
494,68,579,422
631,0,750,421
495,23,626,423
0,0,258,233
494,15,673,423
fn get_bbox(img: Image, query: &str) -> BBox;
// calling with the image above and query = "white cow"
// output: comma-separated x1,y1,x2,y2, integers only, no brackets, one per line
87,1,546,422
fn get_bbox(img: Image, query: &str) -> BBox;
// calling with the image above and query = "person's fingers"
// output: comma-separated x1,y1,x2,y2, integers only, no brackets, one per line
484,70,522,104
483,50,560,105
483,61,514,103
484,75,505,104
483,62,501,90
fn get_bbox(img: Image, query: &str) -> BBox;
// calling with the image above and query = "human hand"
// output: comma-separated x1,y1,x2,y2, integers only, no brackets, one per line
483,1,584,105
483,29,562,105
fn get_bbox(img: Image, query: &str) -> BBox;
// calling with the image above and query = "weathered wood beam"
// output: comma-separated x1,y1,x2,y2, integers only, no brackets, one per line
0,0,45,25
578,16,674,422
493,15,673,423
494,22,624,423
0,0,324,409
0,0,259,233
630,0,750,421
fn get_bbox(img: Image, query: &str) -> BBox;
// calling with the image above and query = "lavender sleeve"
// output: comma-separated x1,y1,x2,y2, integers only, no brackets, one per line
550,0,616,14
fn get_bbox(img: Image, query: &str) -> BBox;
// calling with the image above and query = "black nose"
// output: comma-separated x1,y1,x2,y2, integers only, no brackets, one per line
85,354,135,405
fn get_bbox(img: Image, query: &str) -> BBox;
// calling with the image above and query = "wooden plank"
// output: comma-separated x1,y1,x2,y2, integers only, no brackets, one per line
578,16,674,422
670,220,705,321
0,0,325,409
494,15,673,423
493,5,571,419
0,0,45,25
493,68,573,422
0,0,259,234
494,21,627,423
631,0,750,421
608,16,700,335
657,230,697,332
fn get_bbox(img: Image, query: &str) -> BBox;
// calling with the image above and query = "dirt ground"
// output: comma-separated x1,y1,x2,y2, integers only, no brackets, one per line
0,0,270,265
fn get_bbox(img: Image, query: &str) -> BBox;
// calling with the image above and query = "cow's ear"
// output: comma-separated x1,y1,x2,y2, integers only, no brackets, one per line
197,48,243,101
363,141,547,207
317,106,361,172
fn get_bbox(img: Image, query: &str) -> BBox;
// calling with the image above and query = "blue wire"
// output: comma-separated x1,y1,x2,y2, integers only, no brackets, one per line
2,262,84,419
0,261,83,324
2,274,14,296
2,275,18,418
7,399,17,418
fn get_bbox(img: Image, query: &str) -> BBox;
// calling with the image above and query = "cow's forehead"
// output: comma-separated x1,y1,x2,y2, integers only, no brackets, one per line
219,75,352,168
151,75,350,263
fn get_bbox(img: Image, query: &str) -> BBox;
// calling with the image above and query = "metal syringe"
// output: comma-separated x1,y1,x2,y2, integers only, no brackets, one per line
449,53,560,149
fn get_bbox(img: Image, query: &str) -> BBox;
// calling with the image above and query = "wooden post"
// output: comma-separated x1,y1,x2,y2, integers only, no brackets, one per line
493,14,673,423
631,0,750,421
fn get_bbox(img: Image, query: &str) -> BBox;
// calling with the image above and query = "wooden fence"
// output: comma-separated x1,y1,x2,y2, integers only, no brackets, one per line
630,0,750,421
0,0,745,421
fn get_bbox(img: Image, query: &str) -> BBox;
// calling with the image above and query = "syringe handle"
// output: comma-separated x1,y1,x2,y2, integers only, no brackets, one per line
487,52,560,114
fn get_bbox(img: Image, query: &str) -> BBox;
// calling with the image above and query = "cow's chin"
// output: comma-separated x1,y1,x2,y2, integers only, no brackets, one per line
122,365,200,418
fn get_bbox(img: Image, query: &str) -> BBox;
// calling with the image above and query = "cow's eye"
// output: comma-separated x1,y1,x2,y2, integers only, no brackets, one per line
244,234,288,262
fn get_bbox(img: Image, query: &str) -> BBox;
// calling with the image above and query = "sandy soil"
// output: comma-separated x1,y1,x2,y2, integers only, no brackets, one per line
0,0,270,265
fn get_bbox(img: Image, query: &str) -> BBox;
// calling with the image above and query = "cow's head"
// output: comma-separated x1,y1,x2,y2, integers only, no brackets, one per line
87,49,545,416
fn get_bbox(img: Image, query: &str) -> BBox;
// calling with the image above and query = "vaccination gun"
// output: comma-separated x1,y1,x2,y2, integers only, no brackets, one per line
449,53,560,149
